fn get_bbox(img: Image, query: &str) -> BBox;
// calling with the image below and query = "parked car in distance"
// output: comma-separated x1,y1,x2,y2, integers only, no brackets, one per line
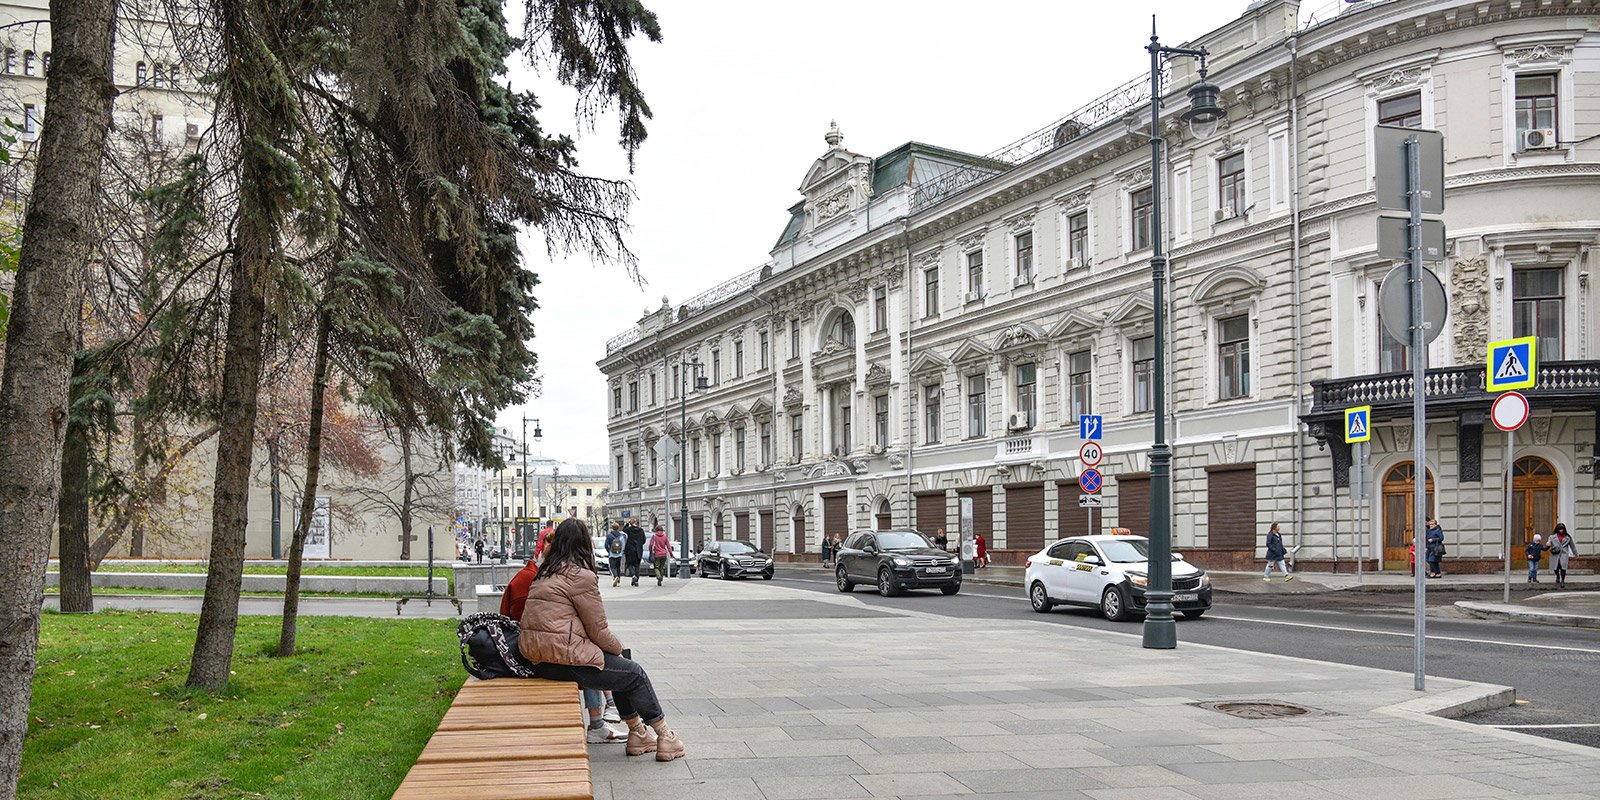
835,529,961,597
591,534,611,572
1023,534,1211,621
696,540,775,580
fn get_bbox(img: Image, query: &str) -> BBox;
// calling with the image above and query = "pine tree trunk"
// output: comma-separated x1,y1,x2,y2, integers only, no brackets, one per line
56,414,94,613
399,427,414,560
277,312,330,657
0,0,119,793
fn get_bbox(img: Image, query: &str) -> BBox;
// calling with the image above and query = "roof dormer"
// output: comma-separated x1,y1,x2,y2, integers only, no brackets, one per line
799,121,874,233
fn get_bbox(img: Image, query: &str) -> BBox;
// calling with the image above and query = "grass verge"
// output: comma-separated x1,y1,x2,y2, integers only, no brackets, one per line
44,588,425,600
52,564,455,594
23,610,461,799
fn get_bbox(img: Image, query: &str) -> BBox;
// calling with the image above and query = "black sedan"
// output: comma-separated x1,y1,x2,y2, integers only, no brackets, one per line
835,529,961,597
695,540,775,580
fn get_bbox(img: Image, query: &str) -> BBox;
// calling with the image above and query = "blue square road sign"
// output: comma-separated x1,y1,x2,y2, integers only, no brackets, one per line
1486,337,1537,392
1079,415,1104,441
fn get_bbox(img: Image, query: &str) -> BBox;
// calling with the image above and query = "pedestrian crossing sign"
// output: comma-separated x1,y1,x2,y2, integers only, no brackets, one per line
1486,336,1537,392
1344,405,1371,444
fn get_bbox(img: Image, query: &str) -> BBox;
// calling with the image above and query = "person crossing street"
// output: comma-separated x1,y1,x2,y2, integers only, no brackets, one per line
605,523,626,587
623,519,647,586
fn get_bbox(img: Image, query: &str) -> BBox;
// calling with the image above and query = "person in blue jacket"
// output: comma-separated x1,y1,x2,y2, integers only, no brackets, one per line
1424,517,1446,578
1525,533,1547,584
1263,523,1293,582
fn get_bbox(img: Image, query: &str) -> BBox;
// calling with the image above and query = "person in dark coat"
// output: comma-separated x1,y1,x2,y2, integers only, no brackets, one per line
623,520,647,586
1424,517,1445,578
474,537,485,563
1263,523,1292,581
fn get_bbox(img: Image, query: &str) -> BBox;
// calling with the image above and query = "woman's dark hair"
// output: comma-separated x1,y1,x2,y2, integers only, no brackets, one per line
534,518,595,579
1554,522,1568,535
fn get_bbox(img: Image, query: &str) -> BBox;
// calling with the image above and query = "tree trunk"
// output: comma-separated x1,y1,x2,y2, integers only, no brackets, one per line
276,311,330,657
0,0,119,793
56,413,93,613
399,426,414,561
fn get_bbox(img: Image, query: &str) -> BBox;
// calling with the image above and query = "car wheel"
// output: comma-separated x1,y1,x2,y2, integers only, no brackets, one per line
836,566,855,593
940,583,961,596
877,567,900,597
762,571,773,580
1181,609,1206,620
1029,581,1053,613
1101,586,1134,621
720,563,733,580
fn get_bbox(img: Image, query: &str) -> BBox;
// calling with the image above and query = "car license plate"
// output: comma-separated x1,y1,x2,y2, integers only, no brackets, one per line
925,566,947,573
1174,593,1198,602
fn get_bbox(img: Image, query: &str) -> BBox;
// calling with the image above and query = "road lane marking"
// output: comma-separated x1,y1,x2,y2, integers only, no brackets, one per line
1488,723,1600,729
1206,614,1600,655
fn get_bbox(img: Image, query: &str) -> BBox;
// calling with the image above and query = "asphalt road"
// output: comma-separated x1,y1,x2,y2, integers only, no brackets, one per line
766,573,1600,749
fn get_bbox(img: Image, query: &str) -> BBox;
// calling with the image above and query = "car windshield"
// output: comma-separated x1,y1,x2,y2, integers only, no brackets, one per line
876,532,932,550
719,541,756,554
1098,538,1150,563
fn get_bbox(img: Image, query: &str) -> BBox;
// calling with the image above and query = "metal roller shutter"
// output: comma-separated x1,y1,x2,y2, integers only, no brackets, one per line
1057,482,1090,539
956,488,993,544
759,510,774,551
735,512,751,541
915,491,946,539
1206,464,1257,549
822,491,849,541
1004,483,1045,553
1116,473,1150,535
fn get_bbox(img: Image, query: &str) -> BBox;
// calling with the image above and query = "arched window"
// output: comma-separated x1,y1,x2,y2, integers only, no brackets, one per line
827,311,855,348
151,62,163,89
23,50,35,76
135,61,147,84
41,52,49,75
875,499,892,531
168,64,179,88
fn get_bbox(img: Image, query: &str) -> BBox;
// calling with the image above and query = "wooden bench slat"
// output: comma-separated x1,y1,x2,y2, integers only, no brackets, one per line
439,704,584,731
416,728,586,764
394,757,590,800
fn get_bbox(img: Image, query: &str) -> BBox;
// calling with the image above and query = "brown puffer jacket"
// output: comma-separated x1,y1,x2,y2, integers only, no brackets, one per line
517,563,623,668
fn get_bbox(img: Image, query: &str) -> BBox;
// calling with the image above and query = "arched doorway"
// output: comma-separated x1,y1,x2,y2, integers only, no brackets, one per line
875,498,892,530
1381,462,1434,568
1511,456,1558,547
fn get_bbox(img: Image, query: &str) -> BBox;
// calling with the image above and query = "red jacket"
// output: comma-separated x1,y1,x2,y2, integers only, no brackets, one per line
500,560,540,620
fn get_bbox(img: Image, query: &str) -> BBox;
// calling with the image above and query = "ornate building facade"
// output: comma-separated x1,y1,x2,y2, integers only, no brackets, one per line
600,0,1599,573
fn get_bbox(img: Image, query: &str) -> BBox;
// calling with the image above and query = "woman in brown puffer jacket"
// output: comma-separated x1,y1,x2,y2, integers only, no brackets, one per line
518,518,686,761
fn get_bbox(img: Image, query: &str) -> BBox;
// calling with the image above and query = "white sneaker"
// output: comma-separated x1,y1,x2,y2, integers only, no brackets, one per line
586,723,629,744
602,701,621,723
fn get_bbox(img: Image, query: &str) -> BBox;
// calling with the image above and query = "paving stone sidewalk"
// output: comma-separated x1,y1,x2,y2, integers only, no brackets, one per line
592,578,1600,800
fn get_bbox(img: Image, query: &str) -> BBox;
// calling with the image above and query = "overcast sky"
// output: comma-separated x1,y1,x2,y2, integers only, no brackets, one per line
499,0,1265,464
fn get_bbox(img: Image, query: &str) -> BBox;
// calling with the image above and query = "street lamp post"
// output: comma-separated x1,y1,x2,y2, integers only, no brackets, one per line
1143,20,1226,650
678,357,706,578
521,416,543,555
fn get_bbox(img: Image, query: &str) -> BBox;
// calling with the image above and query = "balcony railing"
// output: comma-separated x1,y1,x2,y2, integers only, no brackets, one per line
1308,361,1600,417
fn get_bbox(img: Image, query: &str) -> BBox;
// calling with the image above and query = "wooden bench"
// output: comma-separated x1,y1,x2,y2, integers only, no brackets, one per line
392,677,593,800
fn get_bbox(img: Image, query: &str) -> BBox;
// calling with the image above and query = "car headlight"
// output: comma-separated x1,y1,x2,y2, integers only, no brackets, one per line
1198,572,1211,588
891,556,911,566
1127,573,1149,587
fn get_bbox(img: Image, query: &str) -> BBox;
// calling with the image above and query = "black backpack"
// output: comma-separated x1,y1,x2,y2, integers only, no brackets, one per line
457,612,537,680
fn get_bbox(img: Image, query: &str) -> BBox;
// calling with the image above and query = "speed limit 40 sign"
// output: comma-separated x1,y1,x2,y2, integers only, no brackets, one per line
1079,441,1103,468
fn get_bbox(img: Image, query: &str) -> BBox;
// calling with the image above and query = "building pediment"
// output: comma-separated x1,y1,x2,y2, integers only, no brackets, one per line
1192,265,1267,312
865,362,892,388
749,397,774,419
950,339,993,367
799,122,874,232
909,350,951,378
993,322,1046,354
1107,294,1155,327
1047,310,1101,340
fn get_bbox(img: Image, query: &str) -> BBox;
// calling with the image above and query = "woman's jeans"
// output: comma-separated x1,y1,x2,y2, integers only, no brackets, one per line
582,687,603,713
534,654,664,726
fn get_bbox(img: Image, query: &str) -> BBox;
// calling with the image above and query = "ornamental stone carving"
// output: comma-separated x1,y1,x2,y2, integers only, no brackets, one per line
1531,417,1552,446
865,362,892,388
1395,425,1412,452
1450,256,1490,365
782,386,804,409
916,248,942,269
814,187,853,226
957,229,986,251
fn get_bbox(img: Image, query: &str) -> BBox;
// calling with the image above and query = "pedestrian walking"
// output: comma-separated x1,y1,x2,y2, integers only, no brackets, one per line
650,526,672,585
1548,523,1578,589
933,529,949,552
605,523,626,587
1526,534,1547,584
474,537,485,563
1263,523,1293,581
1424,517,1445,578
623,520,647,586
975,533,988,568
517,519,687,761
821,534,832,566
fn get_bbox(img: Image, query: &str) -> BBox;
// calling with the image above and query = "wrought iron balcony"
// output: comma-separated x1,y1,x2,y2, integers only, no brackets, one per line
1307,360,1600,420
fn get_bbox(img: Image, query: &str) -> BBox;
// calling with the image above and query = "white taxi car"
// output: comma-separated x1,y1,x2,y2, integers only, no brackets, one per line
1023,532,1212,621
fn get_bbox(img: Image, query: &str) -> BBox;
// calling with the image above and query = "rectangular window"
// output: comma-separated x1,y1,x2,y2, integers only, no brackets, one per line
1068,351,1092,422
711,349,721,384
734,341,744,378
712,436,722,475
627,381,638,412
1014,231,1034,282
1130,187,1153,250
1217,152,1245,219
631,453,640,486
1377,306,1407,373
1067,211,1088,266
923,385,941,444
839,399,852,451
734,428,746,471
966,250,984,298
151,114,164,142
649,373,657,405
671,365,679,398
3,50,14,74
790,318,800,358
866,286,883,333
966,374,987,438
874,394,889,447
150,61,162,88
691,438,702,476
1514,72,1558,143
1217,315,1251,400
612,385,622,415
1132,336,1155,413
1378,91,1422,128
22,104,36,135
1513,267,1564,360
1016,362,1037,427
759,331,770,370
615,454,624,488
649,450,658,484
790,414,803,459
22,50,34,76
759,421,772,466
923,267,940,317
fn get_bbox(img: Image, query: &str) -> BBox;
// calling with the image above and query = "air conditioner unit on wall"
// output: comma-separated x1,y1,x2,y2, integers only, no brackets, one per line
1007,412,1031,431
1523,128,1557,151
1064,257,1085,271
963,290,982,304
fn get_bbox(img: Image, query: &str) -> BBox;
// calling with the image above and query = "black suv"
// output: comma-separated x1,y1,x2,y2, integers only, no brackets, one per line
835,529,961,596
696,540,775,580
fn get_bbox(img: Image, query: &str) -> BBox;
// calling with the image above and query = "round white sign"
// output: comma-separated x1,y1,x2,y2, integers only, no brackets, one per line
1491,391,1529,432
1079,441,1103,468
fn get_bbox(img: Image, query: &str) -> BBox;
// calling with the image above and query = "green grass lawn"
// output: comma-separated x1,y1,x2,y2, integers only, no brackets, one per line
44,587,417,600
52,564,456,594
23,610,461,799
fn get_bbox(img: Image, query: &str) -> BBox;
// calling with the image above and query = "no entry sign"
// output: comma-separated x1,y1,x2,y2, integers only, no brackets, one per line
1491,391,1529,432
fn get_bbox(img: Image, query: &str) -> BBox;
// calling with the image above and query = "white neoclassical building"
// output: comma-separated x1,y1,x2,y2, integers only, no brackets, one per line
600,0,1599,574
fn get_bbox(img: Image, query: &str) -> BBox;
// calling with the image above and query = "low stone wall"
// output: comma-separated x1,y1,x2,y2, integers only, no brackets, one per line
47,572,447,595
451,563,526,599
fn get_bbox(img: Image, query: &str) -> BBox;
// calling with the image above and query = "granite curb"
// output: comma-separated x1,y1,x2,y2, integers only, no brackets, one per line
1455,600,1600,629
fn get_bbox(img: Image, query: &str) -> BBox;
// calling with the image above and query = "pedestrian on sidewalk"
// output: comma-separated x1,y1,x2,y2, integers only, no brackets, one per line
605,523,626,587
623,519,646,586
976,533,988,568
1548,523,1578,589
650,526,672,585
1526,534,1547,584
1425,517,1445,578
1408,541,1416,577
1263,523,1293,581
474,537,485,563
933,529,949,552
517,519,687,761
821,534,832,566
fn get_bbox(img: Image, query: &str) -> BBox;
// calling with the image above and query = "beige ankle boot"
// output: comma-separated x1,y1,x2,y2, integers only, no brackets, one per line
654,729,685,762
625,724,657,756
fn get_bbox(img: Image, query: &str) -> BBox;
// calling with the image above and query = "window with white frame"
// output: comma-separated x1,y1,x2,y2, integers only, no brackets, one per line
692,437,702,475
923,384,941,444
1514,73,1558,148
712,435,723,474
873,394,889,447
22,104,37,136
1513,267,1564,360
151,114,164,142
734,340,744,378
612,385,622,416
1130,186,1153,251
3,49,15,74
649,373,657,405
1015,362,1037,427
923,267,940,317
789,318,801,358
22,50,34,76
1217,315,1251,400
627,381,638,412
151,61,163,88
136,61,147,84
759,331,770,370
1378,91,1422,128
1377,305,1408,373
734,427,746,471
1217,152,1245,220
1014,231,1034,282
966,374,987,438
790,414,803,458
966,250,985,299
872,286,887,332
1067,350,1091,422
1066,210,1089,267
711,349,721,384
1131,336,1155,413
759,420,772,466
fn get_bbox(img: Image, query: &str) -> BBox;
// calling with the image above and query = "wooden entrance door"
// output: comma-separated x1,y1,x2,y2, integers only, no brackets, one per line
1511,456,1558,547
1381,462,1434,569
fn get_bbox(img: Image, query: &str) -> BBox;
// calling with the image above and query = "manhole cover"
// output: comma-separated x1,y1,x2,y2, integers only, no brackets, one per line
1196,700,1326,720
